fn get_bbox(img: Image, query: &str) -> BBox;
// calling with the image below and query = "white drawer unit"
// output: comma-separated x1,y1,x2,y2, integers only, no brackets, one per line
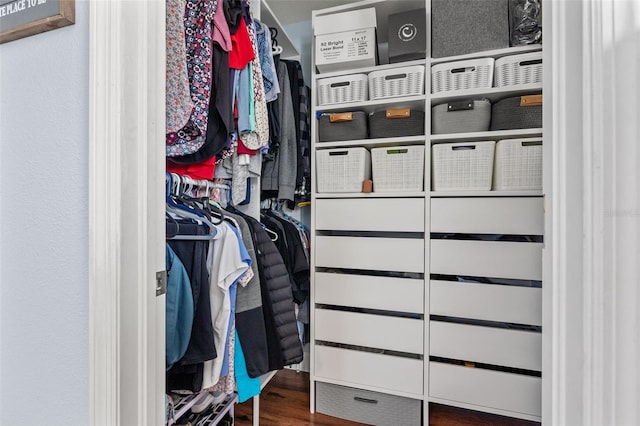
316,236,424,273
315,198,425,232
315,273,424,314
315,345,423,396
430,280,542,326
315,309,424,354
431,197,543,235
430,362,541,418
430,239,542,281
430,321,542,371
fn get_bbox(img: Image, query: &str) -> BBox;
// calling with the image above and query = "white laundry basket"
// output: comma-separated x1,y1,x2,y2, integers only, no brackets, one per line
493,138,543,190
494,52,543,87
432,141,496,191
431,58,494,93
371,145,425,192
368,65,425,100
317,74,368,105
316,148,371,193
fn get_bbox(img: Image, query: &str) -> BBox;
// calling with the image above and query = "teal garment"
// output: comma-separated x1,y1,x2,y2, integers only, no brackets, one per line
166,244,194,370
234,330,261,403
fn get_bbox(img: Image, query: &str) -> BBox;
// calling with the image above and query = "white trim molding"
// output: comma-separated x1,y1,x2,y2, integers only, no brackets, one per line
89,0,166,424
546,0,640,424
89,0,123,423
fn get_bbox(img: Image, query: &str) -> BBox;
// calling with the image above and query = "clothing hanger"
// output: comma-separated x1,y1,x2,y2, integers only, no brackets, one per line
270,27,283,56
166,204,218,241
166,173,217,241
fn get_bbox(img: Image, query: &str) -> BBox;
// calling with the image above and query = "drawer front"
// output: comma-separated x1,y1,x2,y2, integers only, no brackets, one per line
316,198,425,232
430,321,541,371
315,345,423,396
431,197,543,235
430,280,541,326
316,272,424,314
430,362,541,417
316,309,423,354
430,240,542,280
316,382,422,426
316,236,424,273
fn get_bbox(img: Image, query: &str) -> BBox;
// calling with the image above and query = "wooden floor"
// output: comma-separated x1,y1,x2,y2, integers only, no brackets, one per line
235,370,540,426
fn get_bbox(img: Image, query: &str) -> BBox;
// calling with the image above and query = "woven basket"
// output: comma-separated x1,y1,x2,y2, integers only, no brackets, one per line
431,58,494,93
493,138,542,190
369,108,425,139
431,99,491,134
494,51,543,87
432,141,496,191
490,94,542,130
317,74,368,105
316,148,371,193
368,65,425,100
318,111,368,142
371,145,424,192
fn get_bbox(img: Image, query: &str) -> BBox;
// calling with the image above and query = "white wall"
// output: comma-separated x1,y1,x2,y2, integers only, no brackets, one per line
284,21,313,85
0,1,89,424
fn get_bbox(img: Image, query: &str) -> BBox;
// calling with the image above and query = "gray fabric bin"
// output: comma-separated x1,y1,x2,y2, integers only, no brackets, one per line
432,99,491,134
369,108,425,138
490,94,542,130
316,382,422,426
318,111,368,142
432,0,509,58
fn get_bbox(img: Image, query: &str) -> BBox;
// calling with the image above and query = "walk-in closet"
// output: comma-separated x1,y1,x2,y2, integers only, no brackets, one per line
162,0,546,424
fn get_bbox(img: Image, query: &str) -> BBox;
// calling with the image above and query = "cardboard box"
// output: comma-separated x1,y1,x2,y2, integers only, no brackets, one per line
388,8,427,63
315,28,377,73
314,7,376,36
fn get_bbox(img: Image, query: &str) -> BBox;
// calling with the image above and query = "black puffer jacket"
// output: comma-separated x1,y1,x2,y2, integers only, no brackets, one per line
235,210,303,370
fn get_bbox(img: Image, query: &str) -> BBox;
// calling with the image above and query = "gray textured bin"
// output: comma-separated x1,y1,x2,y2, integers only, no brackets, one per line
318,111,368,142
369,109,425,138
490,95,542,130
316,382,422,426
432,99,491,134
432,0,509,58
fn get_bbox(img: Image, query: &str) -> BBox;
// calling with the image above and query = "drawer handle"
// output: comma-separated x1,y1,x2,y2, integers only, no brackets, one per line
328,151,349,156
451,145,476,151
451,66,475,74
386,148,409,155
522,141,542,147
354,397,378,404
519,59,542,67
330,81,351,88
385,73,407,80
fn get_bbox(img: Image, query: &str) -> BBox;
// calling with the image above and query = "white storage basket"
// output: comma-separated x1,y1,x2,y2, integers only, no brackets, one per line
316,148,371,193
431,58,494,93
317,74,368,105
432,141,495,191
371,145,425,192
493,138,542,190
494,52,543,87
368,65,425,100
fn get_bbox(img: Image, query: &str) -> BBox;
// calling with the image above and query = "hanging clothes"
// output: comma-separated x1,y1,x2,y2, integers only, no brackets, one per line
261,61,297,202
232,208,303,370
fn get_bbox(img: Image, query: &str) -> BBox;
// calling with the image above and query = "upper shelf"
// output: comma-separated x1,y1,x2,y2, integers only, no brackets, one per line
314,59,427,80
430,83,543,104
259,0,299,59
314,94,426,114
430,44,543,65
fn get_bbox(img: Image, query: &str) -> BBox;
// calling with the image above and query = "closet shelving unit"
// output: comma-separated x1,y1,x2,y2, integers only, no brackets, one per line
310,0,544,424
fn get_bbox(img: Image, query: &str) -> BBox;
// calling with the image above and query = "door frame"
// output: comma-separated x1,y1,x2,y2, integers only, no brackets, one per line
88,0,636,424
88,0,166,424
